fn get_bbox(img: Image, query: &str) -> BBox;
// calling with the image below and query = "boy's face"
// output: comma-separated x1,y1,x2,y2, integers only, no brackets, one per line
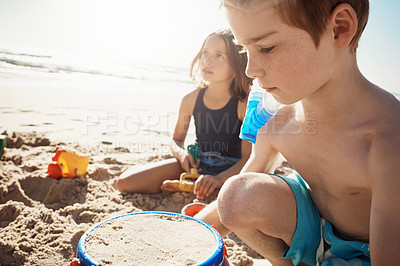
224,5,336,104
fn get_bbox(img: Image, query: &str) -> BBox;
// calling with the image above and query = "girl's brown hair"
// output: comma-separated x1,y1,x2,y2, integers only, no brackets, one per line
190,29,253,100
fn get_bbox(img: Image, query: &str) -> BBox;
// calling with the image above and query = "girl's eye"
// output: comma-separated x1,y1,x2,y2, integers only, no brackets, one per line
260,46,275,54
217,54,224,59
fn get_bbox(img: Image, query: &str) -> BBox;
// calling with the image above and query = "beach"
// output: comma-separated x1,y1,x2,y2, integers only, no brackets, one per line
1,131,293,265
1,0,399,263
0,50,296,265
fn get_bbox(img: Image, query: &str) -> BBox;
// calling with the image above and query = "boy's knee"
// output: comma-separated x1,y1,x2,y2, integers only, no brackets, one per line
218,173,286,230
217,173,264,229
220,172,250,195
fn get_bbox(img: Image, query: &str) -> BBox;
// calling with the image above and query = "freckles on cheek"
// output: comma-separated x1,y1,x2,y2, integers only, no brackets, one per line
273,52,305,83
288,34,319,70
284,47,319,84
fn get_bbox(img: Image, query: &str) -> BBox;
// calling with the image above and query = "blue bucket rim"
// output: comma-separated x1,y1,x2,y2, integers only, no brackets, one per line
77,211,224,266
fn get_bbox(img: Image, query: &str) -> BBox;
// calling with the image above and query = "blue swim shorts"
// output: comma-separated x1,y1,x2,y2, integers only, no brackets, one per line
274,173,371,266
197,151,240,176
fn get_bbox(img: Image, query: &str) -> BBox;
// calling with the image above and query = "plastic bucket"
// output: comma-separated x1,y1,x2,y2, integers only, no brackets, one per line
77,211,224,266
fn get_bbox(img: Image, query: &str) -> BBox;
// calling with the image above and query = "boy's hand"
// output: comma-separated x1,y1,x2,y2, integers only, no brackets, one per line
194,174,222,199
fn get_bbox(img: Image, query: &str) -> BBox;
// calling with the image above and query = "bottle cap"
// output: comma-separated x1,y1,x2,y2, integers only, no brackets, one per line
48,162,62,178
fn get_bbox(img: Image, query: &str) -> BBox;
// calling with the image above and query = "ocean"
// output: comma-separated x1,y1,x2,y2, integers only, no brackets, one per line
0,48,195,152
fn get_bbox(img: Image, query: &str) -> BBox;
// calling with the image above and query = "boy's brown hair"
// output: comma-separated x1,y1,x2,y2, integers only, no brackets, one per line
221,0,369,53
277,0,369,53
190,29,253,100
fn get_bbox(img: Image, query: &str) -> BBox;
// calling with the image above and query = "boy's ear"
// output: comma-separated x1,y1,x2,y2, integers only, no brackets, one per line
329,3,358,49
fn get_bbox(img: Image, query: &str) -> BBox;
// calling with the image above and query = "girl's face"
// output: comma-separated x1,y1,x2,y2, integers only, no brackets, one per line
200,35,235,84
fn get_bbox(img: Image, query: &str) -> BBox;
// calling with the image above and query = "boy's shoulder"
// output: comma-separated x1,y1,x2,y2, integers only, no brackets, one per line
371,87,400,131
374,88,400,139
370,114,400,196
360,87,400,184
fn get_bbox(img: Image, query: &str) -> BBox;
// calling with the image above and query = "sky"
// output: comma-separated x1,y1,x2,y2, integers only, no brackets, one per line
0,0,399,94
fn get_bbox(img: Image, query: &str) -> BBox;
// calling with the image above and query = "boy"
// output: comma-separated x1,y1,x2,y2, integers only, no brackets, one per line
195,0,400,265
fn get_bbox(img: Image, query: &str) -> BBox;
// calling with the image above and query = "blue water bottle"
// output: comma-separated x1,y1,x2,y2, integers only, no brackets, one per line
239,80,280,144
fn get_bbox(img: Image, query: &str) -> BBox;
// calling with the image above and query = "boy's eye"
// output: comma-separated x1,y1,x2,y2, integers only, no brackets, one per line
260,46,275,54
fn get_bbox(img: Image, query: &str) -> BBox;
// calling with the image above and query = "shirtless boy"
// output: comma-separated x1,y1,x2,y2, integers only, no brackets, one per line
195,0,400,265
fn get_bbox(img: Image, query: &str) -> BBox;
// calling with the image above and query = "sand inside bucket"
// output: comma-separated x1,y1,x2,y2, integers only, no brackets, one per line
84,213,218,265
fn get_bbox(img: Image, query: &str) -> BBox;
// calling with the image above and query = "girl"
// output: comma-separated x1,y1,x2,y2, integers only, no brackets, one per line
115,29,252,200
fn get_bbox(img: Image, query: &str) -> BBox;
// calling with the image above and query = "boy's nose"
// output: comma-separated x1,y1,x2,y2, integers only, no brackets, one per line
245,53,265,79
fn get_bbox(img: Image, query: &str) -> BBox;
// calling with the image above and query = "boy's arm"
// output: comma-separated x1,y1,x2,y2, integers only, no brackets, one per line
241,124,280,174
240,105,293,174
369,134,400,264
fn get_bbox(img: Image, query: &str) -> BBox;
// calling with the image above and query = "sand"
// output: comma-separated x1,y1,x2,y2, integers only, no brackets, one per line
84,213,218,265
0,130,298,265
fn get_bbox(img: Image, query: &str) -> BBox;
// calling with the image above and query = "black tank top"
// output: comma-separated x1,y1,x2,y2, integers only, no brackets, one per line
193,89,242,158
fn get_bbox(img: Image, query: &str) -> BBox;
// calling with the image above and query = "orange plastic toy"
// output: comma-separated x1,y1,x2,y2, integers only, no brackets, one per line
48,148,89,179
181,202,207,217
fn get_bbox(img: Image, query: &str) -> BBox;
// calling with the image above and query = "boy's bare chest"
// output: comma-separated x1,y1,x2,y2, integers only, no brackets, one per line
271,126,373,190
